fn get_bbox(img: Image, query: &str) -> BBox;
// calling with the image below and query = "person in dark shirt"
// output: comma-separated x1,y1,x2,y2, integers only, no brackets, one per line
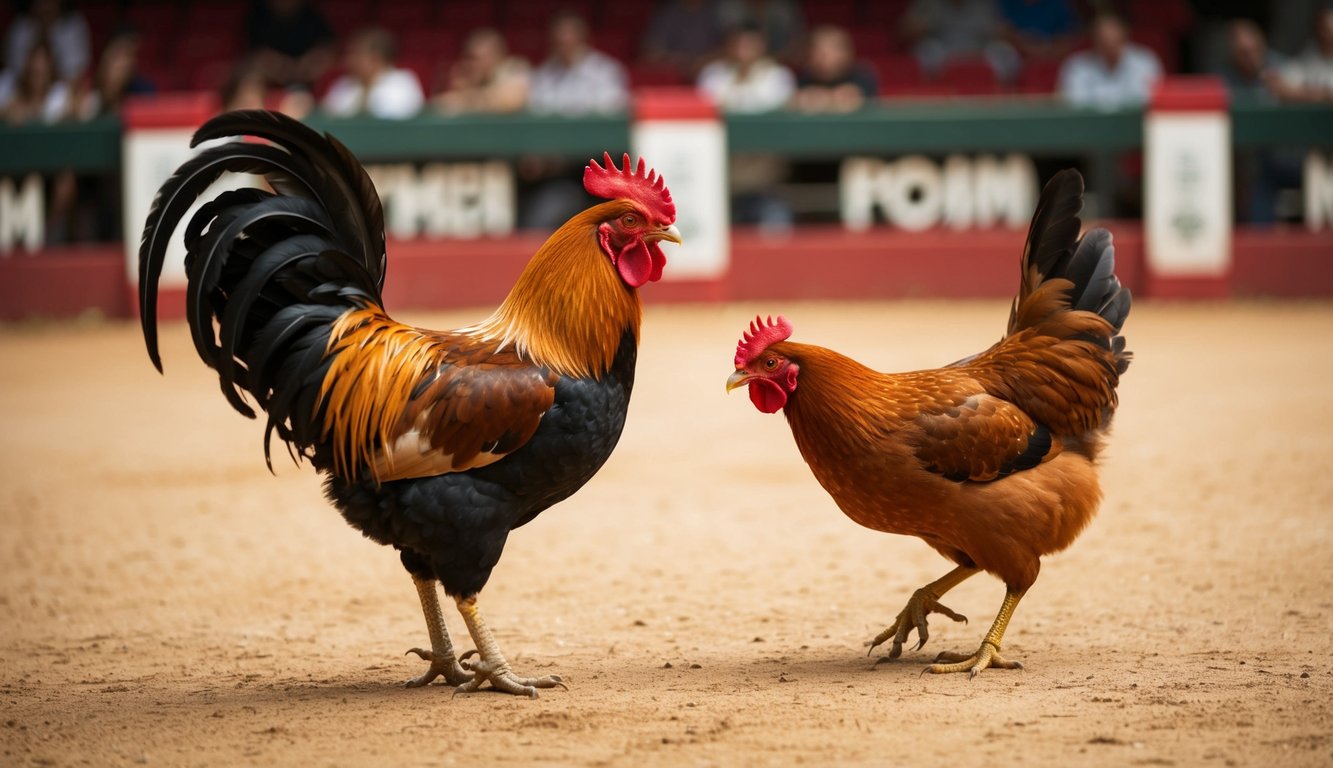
998,0,1080,61
246,0,334,90
790,25,877,112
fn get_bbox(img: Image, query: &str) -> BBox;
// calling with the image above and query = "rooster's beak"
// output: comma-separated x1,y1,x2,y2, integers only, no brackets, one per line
646,224,682,245
726,369,751,393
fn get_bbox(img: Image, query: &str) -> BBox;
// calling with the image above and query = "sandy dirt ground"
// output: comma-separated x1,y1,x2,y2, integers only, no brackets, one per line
2,300,1332,767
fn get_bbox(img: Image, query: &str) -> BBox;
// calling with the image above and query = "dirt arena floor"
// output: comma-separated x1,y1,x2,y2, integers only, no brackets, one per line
2,299,1332,767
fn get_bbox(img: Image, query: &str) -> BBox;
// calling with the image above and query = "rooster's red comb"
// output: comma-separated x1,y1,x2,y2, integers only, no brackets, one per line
735,315,793,367
584,152,675,224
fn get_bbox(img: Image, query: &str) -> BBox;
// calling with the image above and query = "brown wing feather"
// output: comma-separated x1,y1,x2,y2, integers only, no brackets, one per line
906,390,1060,483
390,349,556,480
320,307,556,482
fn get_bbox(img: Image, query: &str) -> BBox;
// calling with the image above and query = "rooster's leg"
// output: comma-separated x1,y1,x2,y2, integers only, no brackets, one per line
452,594,566,698
869,565,977,661
403,576,474,687
927,588,1027,677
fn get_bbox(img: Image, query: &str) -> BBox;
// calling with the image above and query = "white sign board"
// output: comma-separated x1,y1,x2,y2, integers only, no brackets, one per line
1145,112,1232,277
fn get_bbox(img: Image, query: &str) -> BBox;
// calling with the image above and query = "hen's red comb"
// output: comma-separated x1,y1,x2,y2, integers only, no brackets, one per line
584,152,675,224
735,315,793,367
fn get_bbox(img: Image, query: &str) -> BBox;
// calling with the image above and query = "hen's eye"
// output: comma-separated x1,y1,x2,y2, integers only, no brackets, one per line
765,358,777,369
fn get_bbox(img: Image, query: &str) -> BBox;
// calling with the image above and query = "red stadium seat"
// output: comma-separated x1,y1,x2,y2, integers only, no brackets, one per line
593,34,634,64
1016,57,1062,94
438,3,495,31
184,1,244,34
629,64,685,88
126,1,182,42
872,53,923,95
506,27,549,62
1132,29,1178,73
804,0,855,27
188,59,235,92
938,56,999,95
376,1,433,33
849,27,893,58
861,0,913,27
399,27,461,62
322,0,370,36
882,83,957,99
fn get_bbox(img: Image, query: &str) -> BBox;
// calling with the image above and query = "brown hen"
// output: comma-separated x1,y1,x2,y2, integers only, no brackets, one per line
727,169,1130,676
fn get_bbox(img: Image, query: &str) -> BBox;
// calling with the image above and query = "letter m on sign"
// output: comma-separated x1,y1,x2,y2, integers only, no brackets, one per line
0,174,44,253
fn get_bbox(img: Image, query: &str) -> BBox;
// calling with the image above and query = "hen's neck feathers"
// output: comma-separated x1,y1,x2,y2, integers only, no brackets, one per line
463,201,643,379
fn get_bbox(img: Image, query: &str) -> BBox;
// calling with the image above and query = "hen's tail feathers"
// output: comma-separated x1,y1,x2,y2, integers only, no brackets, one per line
138,109,386,468
1007,169,1132,375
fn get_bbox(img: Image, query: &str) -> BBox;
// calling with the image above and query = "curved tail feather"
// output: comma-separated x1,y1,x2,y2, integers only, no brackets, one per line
1007,169,1132,375
138,109,387,468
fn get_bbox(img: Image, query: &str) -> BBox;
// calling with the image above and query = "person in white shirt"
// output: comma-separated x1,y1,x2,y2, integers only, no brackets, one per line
1274,6,1333,103
1058,14,1162,110
322,27,424,119
697,23,796,113
527,12,628,115
697,24,795,229
3,0,89,84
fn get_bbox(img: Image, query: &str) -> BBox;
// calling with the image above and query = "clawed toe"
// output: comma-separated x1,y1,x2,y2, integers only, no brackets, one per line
403,647,474,688
867,590,968,661
926,642,1024,677
454,655,566,698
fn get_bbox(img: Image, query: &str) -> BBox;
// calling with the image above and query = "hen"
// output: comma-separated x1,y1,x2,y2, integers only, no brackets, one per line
726,170,1130,676
139,110,679,696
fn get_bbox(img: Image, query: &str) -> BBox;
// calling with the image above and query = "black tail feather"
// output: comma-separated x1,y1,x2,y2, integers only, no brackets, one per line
1011,169,1132,370
138,109,387,471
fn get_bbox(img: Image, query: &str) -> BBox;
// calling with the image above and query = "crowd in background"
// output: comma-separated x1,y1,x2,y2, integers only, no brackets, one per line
2,0,1332,238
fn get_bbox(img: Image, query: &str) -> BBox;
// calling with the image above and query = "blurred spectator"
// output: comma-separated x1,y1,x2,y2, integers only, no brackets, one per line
789,25,877,113
75,29,155,120
998,0,1080,61
1272,6,1333,102
1268,0,1326,57
320,28,424,119
434,28,530,115
528,12,628,115
3,0,89,85
641,0,725,78
0,38,71,124
1218,19,1282,103
697,25,794,230
697,23,795,112
245,0,334,90
1057,14,1162,109
521,13,629,229
901,0,1020,83
1216,20,1298,224
717,0,805,63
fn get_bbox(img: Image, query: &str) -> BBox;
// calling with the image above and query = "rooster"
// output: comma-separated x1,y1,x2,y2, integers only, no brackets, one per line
726,170,1130,676
139,110,679,696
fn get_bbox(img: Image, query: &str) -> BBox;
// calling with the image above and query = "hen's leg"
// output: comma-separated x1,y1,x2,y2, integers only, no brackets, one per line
870,565,977,661
404,576,473,687
927,588,1026,677
452,594,566,698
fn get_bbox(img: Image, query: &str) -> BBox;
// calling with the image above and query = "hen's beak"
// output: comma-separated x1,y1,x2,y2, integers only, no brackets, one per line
646,224,682,245
726,369,751,393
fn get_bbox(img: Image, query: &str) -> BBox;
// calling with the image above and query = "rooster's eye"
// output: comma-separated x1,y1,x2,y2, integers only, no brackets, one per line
621,214,637,228
765,358,777,369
